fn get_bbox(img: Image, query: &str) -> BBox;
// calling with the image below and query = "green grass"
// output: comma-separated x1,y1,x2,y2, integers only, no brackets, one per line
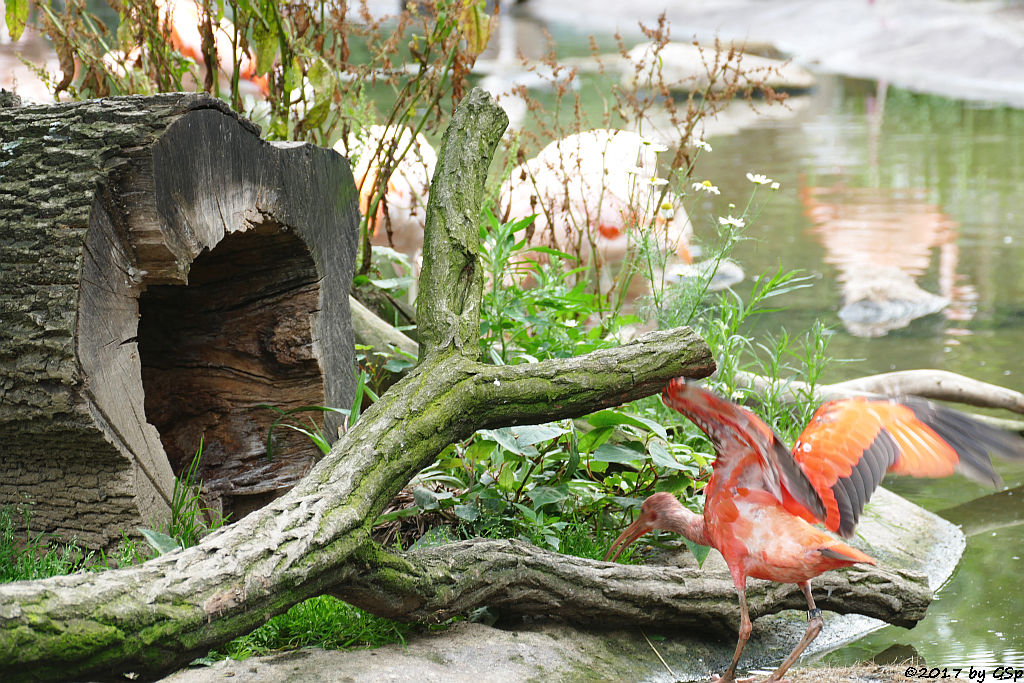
211,596,417,661
0,505,92,582
0,503,417,662
0,505,151,582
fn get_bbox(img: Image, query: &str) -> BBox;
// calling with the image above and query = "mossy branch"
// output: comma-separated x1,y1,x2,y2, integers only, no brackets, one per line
333,538,930,632
417,88,507,360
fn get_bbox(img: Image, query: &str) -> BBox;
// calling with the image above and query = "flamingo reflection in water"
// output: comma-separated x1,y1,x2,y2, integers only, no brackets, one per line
800,181,976,338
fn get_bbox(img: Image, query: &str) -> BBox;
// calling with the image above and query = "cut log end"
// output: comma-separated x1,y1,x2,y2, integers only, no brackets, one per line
0,94,358,548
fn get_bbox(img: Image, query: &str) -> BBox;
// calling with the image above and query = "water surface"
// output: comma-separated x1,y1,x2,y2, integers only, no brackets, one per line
691,76,1024,671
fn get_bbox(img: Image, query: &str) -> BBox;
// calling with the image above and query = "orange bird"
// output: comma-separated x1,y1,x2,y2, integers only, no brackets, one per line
607,378,1024,682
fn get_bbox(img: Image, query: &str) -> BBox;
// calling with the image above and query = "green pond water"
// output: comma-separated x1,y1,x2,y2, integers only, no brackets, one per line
686,78,1024,669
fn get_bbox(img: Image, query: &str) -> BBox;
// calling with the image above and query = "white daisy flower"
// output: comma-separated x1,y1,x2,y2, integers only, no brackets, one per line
640,139,670,153
691,180,720,195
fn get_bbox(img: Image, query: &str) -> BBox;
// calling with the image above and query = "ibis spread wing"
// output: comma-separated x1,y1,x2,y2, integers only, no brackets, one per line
792,397,1024,537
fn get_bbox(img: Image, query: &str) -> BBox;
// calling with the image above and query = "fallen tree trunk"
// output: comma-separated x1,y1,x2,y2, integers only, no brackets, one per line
0,90,931,681
335,538,930,632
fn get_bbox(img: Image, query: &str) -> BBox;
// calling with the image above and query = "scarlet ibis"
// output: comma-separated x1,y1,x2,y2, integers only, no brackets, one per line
607,377,1024,682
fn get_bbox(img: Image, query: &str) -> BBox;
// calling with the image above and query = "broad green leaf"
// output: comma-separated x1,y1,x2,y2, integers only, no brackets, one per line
649,439,687,470
609,496,644,510
464,439,496,463
497,466,516,492
369,276,414,290
383,357,414,373
682,537,711,567
307,57,332,91
512,502,538,524
479,424,564,455
527,485,568,508
506,424,566,445
454,503,479,521
658,472,699,492
138,527,180,555
587,410,668,440
374,506,419,524
592,442,644,464
577,425,614,453
413,486,439,511
687,447,709,468
479,428,535,456
5,0,28,42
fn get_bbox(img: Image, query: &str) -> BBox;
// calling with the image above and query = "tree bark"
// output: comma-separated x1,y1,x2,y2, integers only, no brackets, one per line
334,538,930,633
0,93,359,542
0,90,929,681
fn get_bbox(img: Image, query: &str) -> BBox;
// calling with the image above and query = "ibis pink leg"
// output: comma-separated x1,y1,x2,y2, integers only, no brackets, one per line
765,581,823,682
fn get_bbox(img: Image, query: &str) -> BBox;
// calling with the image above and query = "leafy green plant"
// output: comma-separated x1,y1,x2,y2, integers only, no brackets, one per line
377,396,704,554
260,367,380,463
389,193,836,563
262,404,350,458
478,209,636,366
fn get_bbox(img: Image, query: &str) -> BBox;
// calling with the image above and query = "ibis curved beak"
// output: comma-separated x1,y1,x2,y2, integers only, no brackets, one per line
604,515,652,562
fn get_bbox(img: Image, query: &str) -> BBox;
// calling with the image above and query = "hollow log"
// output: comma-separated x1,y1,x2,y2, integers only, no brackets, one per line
0,90,930,682
0,93,358,547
